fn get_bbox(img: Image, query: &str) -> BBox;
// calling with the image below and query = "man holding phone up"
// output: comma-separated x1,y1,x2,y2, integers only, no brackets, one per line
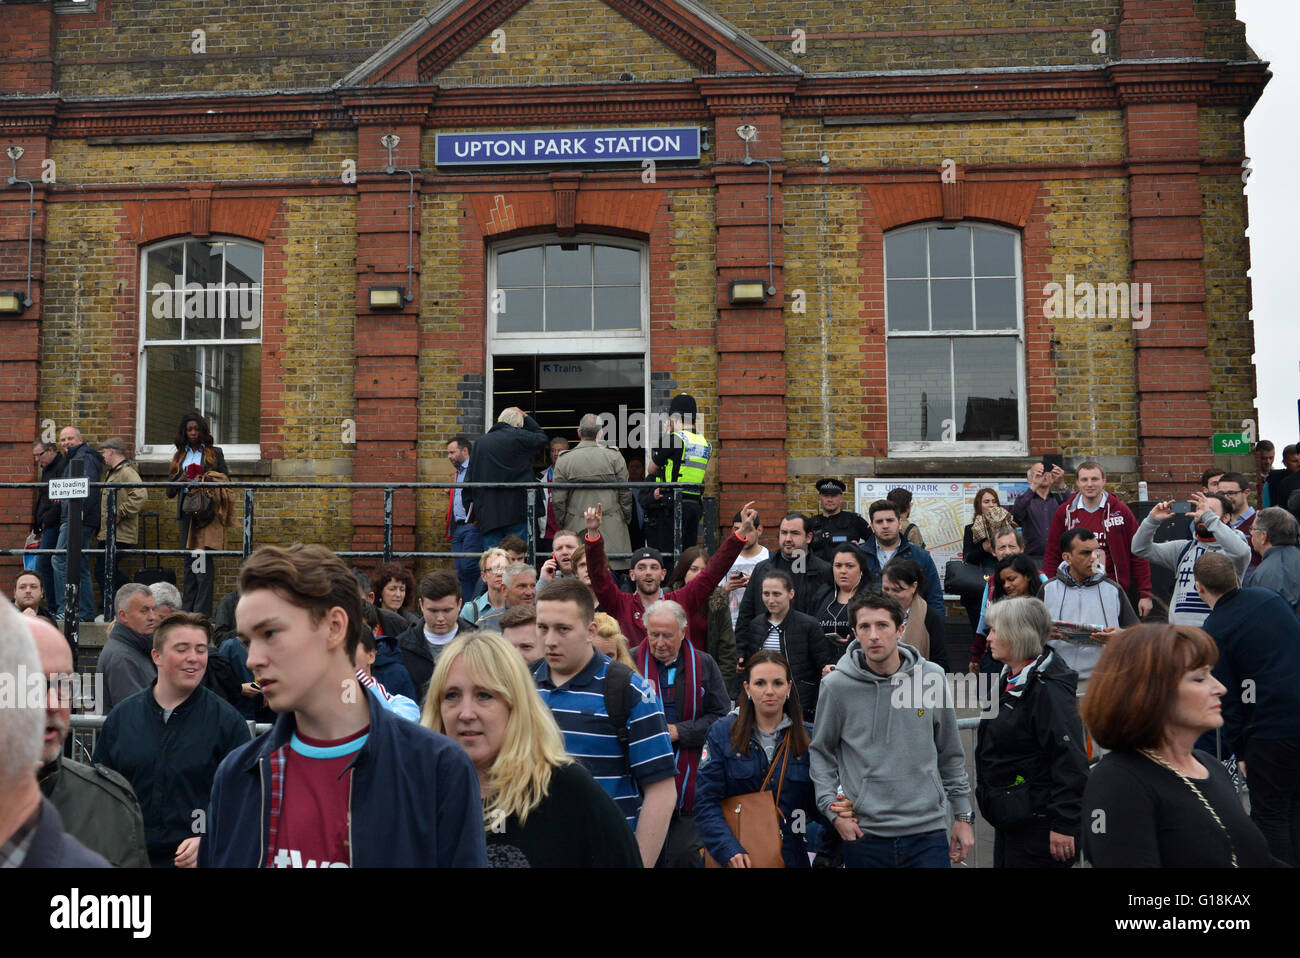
1013,459,1069,567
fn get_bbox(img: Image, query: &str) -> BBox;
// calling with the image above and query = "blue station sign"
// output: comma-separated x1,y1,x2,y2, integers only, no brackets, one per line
435,127,701,166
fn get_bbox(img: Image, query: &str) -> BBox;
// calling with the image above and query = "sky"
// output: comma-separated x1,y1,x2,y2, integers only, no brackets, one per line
1239,1,1298,448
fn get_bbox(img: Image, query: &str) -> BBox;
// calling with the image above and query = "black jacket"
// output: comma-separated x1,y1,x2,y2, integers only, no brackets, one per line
398,616,479,703
19,798,110,868
974,649,1089,834
739,609,835,718
92,682,251,853
59,442,104,531
463,416,549,533
1203,586,1300,757
733,550,833,638
32,450,65,532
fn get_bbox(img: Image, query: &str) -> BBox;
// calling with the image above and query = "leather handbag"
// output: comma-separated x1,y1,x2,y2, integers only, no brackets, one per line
703,731,791,869
943,558,988,601
181,488,216,526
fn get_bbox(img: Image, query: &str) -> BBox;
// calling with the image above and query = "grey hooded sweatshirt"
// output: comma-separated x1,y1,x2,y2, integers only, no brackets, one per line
810,640,971,838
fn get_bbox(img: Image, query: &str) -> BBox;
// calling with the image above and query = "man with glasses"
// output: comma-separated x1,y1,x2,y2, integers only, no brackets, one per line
30,441,64,616
1215,472,1261,572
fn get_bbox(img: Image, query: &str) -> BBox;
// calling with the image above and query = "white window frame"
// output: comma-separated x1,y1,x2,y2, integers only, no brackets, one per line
486,234,650,434
135,236,263,461
884,222,1028,457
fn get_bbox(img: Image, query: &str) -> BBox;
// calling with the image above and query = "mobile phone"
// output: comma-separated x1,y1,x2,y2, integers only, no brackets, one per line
1171,501,1193,515
730,571,745,579
1042,453,1064,471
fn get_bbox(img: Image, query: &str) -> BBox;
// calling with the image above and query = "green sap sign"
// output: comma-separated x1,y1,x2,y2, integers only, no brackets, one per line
1211,433,1249,454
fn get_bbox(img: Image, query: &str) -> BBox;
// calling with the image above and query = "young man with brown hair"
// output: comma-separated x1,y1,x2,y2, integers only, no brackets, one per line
200,544,485,868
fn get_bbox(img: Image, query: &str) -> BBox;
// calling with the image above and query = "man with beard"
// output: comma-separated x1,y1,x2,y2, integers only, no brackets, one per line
1133,491,1251,628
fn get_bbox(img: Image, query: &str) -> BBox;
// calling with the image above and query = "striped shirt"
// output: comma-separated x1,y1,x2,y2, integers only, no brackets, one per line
535,650,676,828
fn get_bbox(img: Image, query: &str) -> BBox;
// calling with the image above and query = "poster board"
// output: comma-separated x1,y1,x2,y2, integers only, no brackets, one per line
853,478,1030,585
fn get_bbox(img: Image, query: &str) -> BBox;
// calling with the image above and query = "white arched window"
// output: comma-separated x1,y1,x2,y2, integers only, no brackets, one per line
137,237,262,458
885,223,1026,455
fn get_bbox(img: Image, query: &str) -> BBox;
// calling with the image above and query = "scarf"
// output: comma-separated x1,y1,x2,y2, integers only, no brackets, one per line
635,638,703,811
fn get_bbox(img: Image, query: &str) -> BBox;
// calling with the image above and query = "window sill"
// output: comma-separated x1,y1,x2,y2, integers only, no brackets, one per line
135,458,271,478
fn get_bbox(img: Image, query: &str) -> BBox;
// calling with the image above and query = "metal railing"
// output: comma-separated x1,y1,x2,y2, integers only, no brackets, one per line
4,476,703,649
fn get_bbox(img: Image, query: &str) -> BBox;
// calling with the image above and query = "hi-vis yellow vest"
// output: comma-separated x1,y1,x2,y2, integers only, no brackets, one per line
662,429,711,485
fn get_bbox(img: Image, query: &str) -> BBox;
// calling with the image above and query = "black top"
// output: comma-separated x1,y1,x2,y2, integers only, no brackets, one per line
485,762,642,868
1083,749,1276,867
808,510,872,561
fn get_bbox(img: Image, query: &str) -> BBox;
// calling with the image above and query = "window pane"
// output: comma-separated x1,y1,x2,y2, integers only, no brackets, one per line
973,230,1016,276
183,241,224,339
144,346,199,446
930,278,973,330
975,278,1018,330
928,227,971,277
545,286,592,332
208,346,262,446
953,338,1020,441
224,287,262,339
498,247,542,288
885,230,927,279
145,244,184,340
886,279,929,331
223,242,262,286
497,287,542,333
545,244,591,286
594,245,639,285
594,286,640,330
887,338,951,442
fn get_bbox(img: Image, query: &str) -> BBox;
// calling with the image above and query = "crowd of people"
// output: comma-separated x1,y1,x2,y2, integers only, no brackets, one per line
4,406,1300,870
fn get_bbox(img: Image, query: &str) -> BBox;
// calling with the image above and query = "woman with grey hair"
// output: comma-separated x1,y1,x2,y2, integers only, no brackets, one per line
974,596,1089,868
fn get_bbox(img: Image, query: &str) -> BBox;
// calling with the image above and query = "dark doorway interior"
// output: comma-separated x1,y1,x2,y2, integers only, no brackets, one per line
492,353,646,465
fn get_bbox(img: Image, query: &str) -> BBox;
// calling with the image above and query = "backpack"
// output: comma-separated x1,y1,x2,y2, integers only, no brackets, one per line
602,660,639,767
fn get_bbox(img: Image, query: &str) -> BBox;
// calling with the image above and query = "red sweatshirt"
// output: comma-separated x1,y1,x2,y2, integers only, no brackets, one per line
583,530,746,646
1041,492,1152,600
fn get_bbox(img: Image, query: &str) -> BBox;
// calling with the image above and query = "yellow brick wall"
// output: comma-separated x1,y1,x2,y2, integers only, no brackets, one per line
50,132,356,186
783,112,1127,167
1198,106,1247,162
53,0,432,95
1040,177,1138,476
434,0,696,86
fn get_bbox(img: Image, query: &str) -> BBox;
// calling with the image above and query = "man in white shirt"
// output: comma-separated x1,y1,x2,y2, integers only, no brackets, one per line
725,510,769,628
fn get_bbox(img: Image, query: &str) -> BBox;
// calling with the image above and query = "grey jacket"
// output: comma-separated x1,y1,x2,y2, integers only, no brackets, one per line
1042,567,1139,680
552,440,634,569
1250,545,1300,615
96,622,156,714
810,640,972,837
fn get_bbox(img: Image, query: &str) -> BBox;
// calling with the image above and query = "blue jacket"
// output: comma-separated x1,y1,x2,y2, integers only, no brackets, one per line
199,685,486,868
861,537,945,618
373,635,419,704
694,713,815,868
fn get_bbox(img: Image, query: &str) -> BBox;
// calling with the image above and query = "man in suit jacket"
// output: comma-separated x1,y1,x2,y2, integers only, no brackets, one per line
553,414,635,571
463,407,549,549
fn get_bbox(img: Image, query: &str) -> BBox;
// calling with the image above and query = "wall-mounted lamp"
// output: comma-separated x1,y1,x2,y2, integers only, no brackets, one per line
729,280,767,305
369,286,405,309
700,128,711,153
0,291,25,315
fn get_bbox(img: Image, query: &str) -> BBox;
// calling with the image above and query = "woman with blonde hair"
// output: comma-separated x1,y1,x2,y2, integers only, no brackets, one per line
592,612,639,674
423,630,640,867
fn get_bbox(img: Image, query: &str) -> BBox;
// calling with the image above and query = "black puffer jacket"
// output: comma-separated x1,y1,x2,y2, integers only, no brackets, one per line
974,648,1089,835
739,609,835,719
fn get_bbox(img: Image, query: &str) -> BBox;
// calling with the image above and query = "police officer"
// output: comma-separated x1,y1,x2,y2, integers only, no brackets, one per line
31,615,150,868
644,393,711,555
807,478,872,562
